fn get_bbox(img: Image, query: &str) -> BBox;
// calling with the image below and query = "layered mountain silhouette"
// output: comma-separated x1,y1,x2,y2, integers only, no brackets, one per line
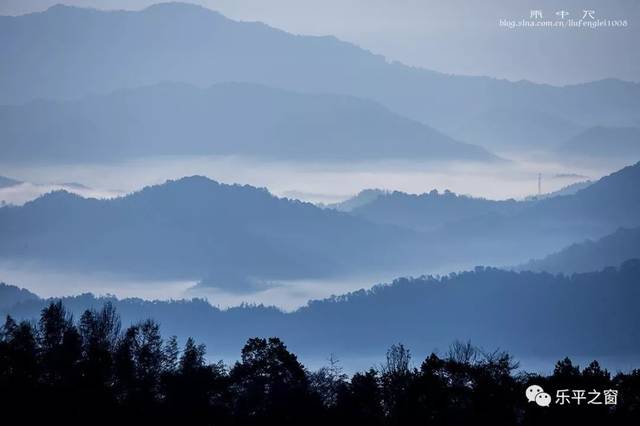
324,189,387,212
3,261,640,360
337,163,640,266
1,163,638,284
453,107,584,151
346,190,527,232
522,227,640,274
431,162,640,262
329,180,593,218
2,3,639,152
0,82,496,162
0,282,38,310
0,176,21,189
0,176,429,288
557,126,640,162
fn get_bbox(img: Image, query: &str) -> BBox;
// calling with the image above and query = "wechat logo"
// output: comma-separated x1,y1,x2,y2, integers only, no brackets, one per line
526,384,552,407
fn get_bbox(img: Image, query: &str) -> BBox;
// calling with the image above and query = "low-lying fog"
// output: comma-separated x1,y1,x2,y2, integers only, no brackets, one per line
0,154,622,206
0,154,632,308
0,261,431,312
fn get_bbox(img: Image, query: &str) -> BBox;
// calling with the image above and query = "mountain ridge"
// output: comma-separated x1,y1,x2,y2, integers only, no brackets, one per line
0,175,430,288
0,81,498,163
2,261,639,359
2,2,639,152
1,162,638,285
557,126,640,162
521,227,640,274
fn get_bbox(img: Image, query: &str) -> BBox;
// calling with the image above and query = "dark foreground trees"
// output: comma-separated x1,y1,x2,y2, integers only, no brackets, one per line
1,302,639,425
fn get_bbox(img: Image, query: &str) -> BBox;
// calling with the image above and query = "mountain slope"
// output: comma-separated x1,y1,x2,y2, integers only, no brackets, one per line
324,189,387,212
2,163,638,283
0,176,428,288
521,227,640,274
0,82,496,162
530,161,640,226
331,180,593,227
349,190,526,232
2,3,639,151
0,282,39,310
417,162,640,266
557,126,640,161
0,176,21,189
4,262,640,360
453,107,584,151
524,180,592,201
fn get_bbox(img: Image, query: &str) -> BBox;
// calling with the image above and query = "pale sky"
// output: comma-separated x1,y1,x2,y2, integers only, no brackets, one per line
1,0,639,85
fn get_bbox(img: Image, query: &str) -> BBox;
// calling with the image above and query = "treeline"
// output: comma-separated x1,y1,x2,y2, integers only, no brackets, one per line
1,302,639,425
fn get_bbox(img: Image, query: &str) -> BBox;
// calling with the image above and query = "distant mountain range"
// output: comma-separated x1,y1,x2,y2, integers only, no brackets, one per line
522,227,640,274
453,107,584,151
557,126,640,162
331,163,640,266
323,189,387,212
328,180,593,217
0,176,21,189
3,261,640,361
0,281,39,310
2,3,639,154
424,162,640,266
331,162,635,238
0,176,430,288
0,82,496,162
1,162,638,285
346,190,526,232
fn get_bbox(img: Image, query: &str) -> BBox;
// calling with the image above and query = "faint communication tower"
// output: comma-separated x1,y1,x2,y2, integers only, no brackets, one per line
537,173,542,198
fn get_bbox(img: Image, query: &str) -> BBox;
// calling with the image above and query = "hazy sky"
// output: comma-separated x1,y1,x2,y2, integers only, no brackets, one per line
1,0,638,85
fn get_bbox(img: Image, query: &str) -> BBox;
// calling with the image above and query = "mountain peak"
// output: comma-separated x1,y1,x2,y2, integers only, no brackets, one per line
130,176,273,205
0,81,498,163
142,2,226,19
32,189,82,203
43,3,100,15
163,175,220,188
46,4,79,12
39,2,227,22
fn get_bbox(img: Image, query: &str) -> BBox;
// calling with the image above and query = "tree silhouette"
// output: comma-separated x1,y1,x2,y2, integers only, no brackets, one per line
230,337,320,424
309,353,348,409
1,302,640,425
335,368,384,424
